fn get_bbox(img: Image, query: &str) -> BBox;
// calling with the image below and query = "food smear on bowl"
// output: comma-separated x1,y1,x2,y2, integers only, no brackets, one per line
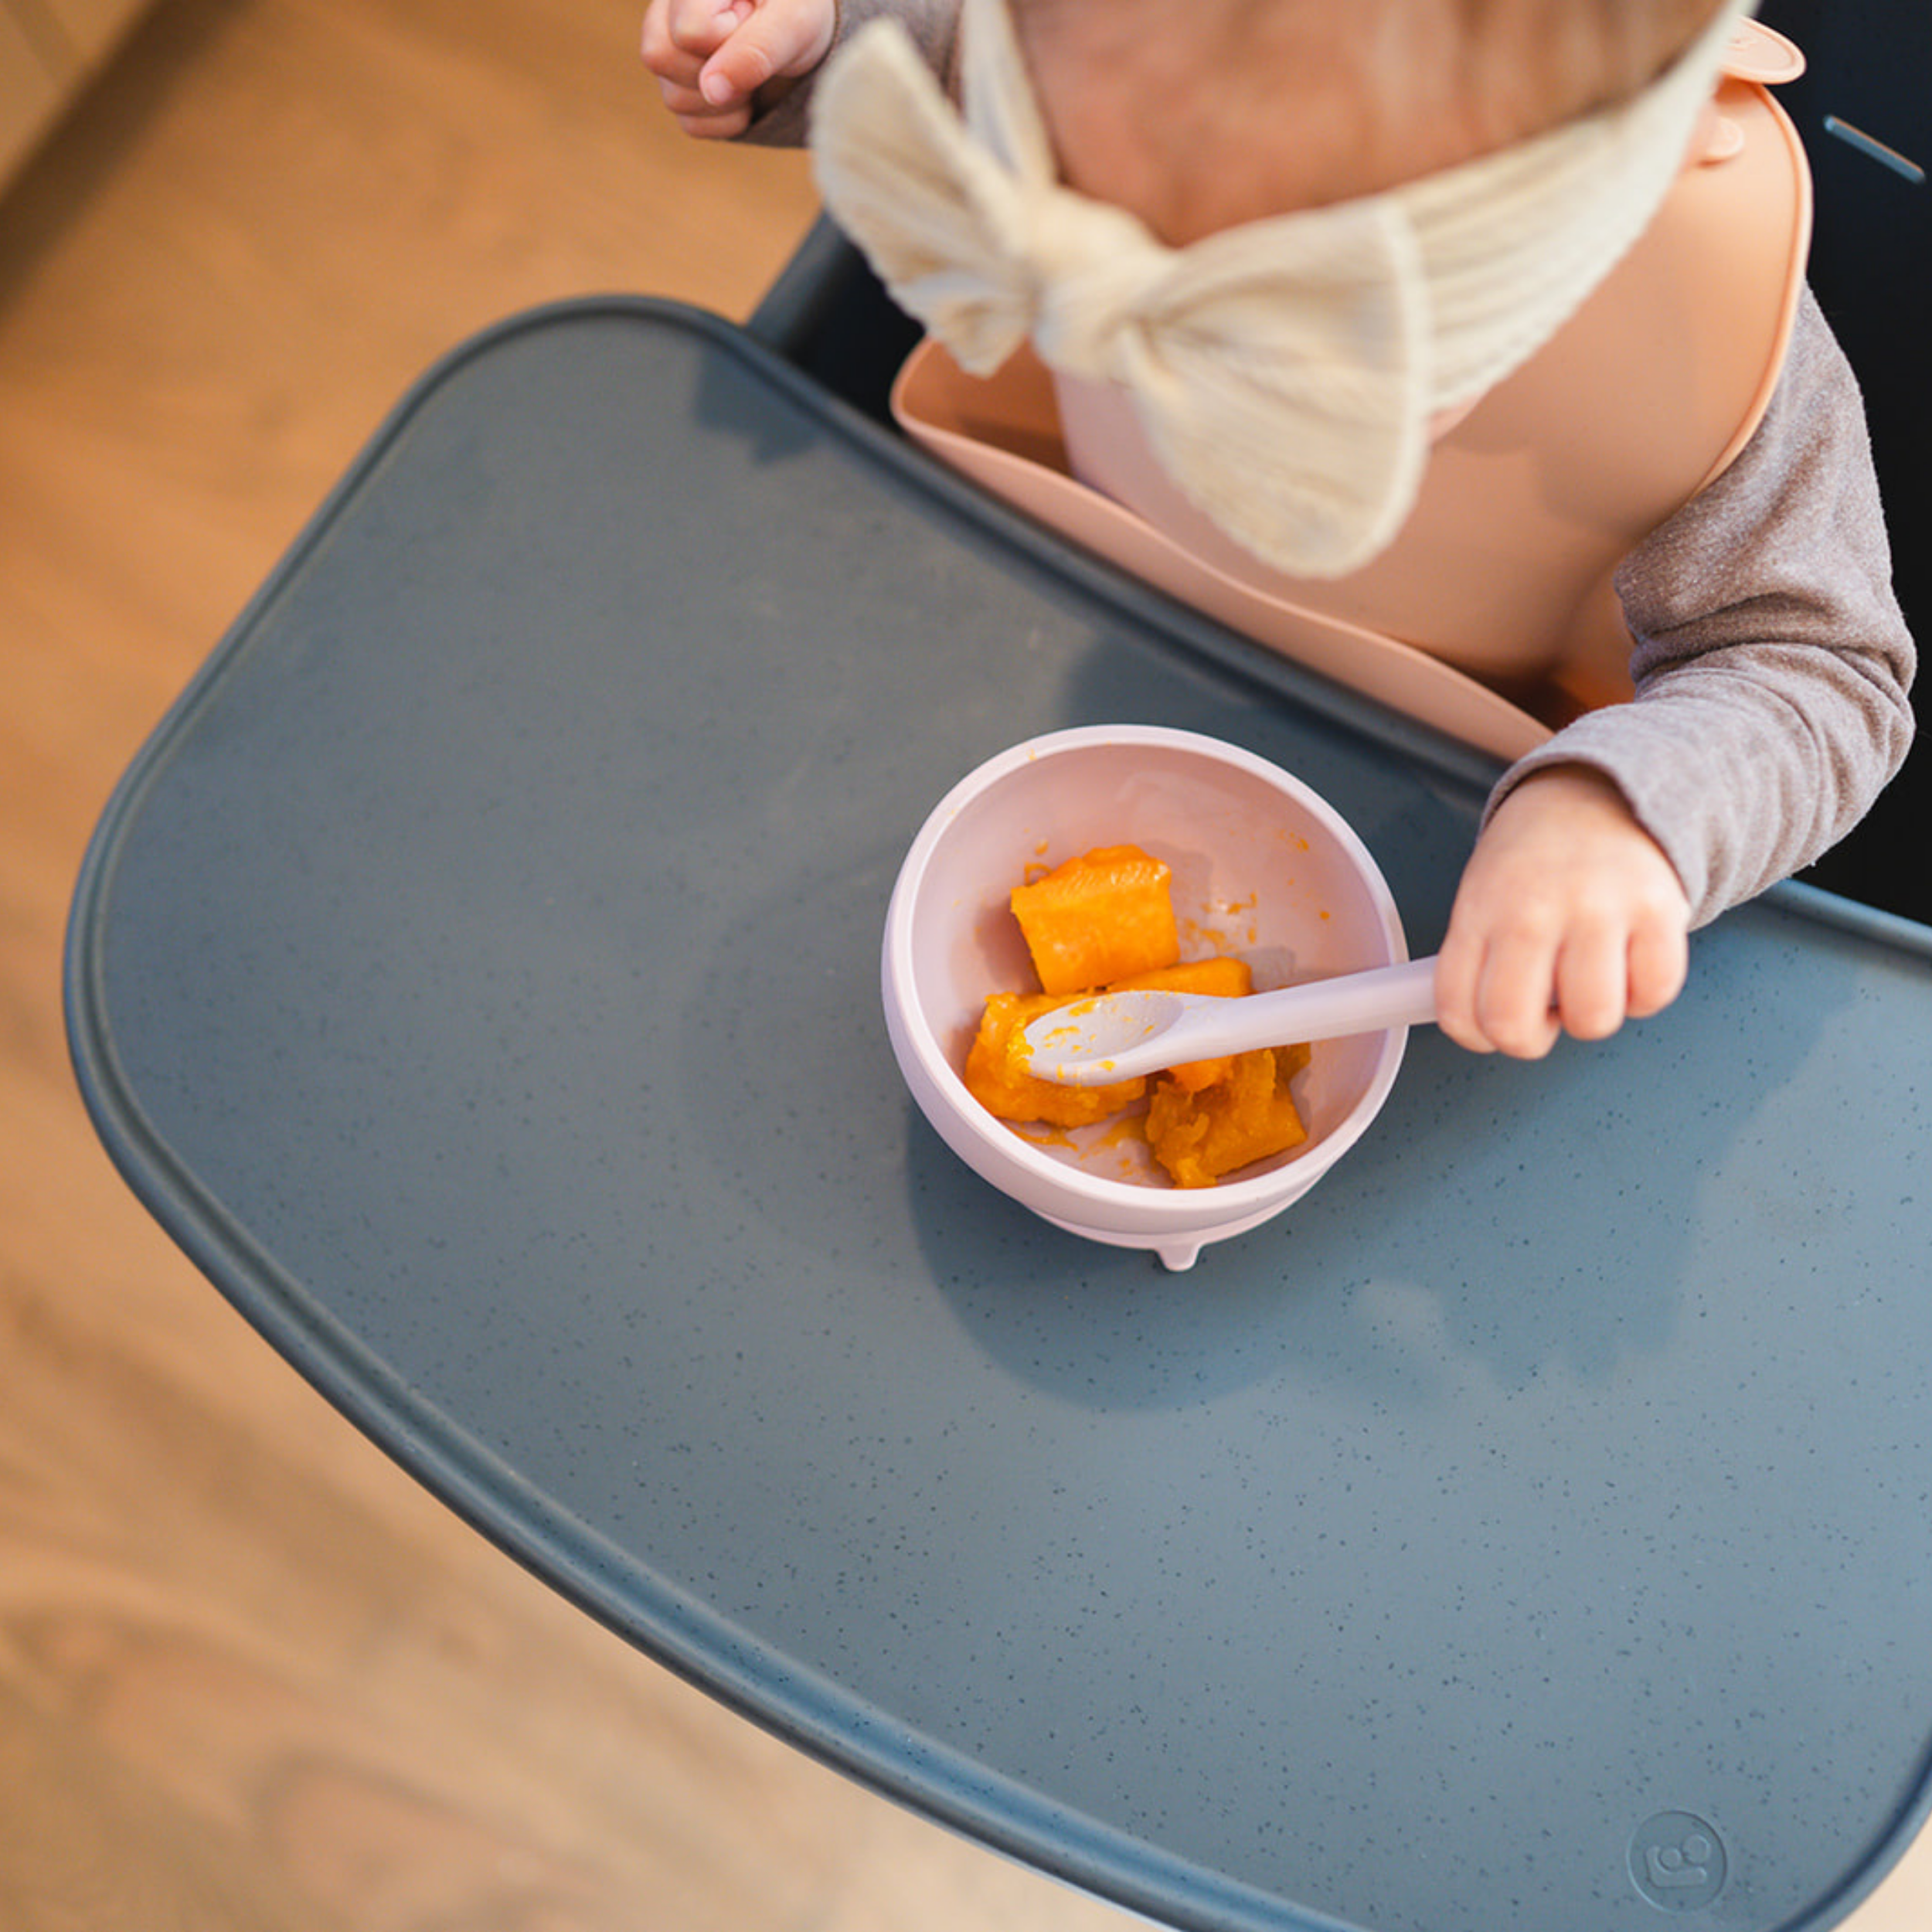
1181,888,1260,955
961,843,1311,1189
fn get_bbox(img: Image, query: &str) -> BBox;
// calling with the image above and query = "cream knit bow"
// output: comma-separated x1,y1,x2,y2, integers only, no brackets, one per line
812,0,1751,578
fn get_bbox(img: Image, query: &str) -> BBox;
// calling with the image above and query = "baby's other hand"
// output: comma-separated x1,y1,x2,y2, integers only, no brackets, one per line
1435,765,1689,1059
641,0,835,138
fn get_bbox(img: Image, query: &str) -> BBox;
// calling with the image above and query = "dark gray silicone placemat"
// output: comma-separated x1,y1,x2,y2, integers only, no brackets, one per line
68,299,1932,1932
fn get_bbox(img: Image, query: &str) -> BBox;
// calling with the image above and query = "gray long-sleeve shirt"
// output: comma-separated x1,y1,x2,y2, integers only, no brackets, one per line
1495,284,1914,922
746,2,1914,926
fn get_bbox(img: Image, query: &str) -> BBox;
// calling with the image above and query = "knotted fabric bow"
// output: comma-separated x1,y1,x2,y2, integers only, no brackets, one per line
811,0,1750,579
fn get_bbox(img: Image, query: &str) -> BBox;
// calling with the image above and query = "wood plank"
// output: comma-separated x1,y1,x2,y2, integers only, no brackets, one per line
36,0,150,68
0,5,68,190
0,0,1123,1923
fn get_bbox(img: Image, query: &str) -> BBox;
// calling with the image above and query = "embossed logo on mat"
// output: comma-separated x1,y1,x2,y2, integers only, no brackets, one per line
1630,1812,1728,1911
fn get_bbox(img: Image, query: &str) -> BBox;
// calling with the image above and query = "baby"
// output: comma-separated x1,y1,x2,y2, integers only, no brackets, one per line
643,0,1913,1060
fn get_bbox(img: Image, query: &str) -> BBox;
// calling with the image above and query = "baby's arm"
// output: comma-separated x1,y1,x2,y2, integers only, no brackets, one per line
1438,287,1913,1059
1435,767,1690,1058
641,0,836,138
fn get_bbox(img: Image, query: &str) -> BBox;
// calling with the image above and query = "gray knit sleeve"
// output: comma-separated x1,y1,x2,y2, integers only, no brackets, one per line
1485,284,1916,927
739,0,961,146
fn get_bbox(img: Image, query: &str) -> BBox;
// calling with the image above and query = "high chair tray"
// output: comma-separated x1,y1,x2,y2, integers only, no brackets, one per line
66,297,1932,1932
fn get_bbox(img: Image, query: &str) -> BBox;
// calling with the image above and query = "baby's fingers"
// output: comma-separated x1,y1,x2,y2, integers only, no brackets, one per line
1434,930,1563,1060
1549,924,1632,1043
642,0,748,73
643,0,757,134
1477,931,1566,1059
695,0,834,105
1624,917,1690,1021
1438,917,1688,1058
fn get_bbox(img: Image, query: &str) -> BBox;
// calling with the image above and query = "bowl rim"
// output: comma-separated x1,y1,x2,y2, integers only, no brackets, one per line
883,724,1411,1216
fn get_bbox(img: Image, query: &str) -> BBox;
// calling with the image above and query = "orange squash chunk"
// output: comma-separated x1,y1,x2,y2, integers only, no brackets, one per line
1009,845,1179,995
964,991,1146,1128
1106,955,1255,1091
1105,957,1253,998
1146,1044,1308,1189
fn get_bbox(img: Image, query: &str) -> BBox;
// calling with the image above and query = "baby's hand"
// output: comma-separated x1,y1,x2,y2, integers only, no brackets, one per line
1435,765,1690,1059
641,0,835,138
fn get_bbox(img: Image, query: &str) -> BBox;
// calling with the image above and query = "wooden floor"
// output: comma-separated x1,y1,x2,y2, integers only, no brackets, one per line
1,2,1929,1927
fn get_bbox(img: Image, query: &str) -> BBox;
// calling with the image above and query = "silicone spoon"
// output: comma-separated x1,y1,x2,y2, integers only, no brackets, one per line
1021,956,1440,1086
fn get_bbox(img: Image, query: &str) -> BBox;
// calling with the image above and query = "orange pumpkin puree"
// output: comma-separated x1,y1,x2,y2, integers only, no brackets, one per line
964,842,1309,1187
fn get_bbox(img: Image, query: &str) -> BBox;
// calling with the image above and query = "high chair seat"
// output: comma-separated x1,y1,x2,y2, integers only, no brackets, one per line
67,289,1932,1932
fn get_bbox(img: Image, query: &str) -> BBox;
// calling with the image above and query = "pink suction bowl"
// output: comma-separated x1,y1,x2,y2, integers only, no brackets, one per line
881,726,1412,1270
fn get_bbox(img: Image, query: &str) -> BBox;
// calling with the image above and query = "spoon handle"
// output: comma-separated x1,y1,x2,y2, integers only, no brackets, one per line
1221,954,1440,1053
1026,955,1440,1085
